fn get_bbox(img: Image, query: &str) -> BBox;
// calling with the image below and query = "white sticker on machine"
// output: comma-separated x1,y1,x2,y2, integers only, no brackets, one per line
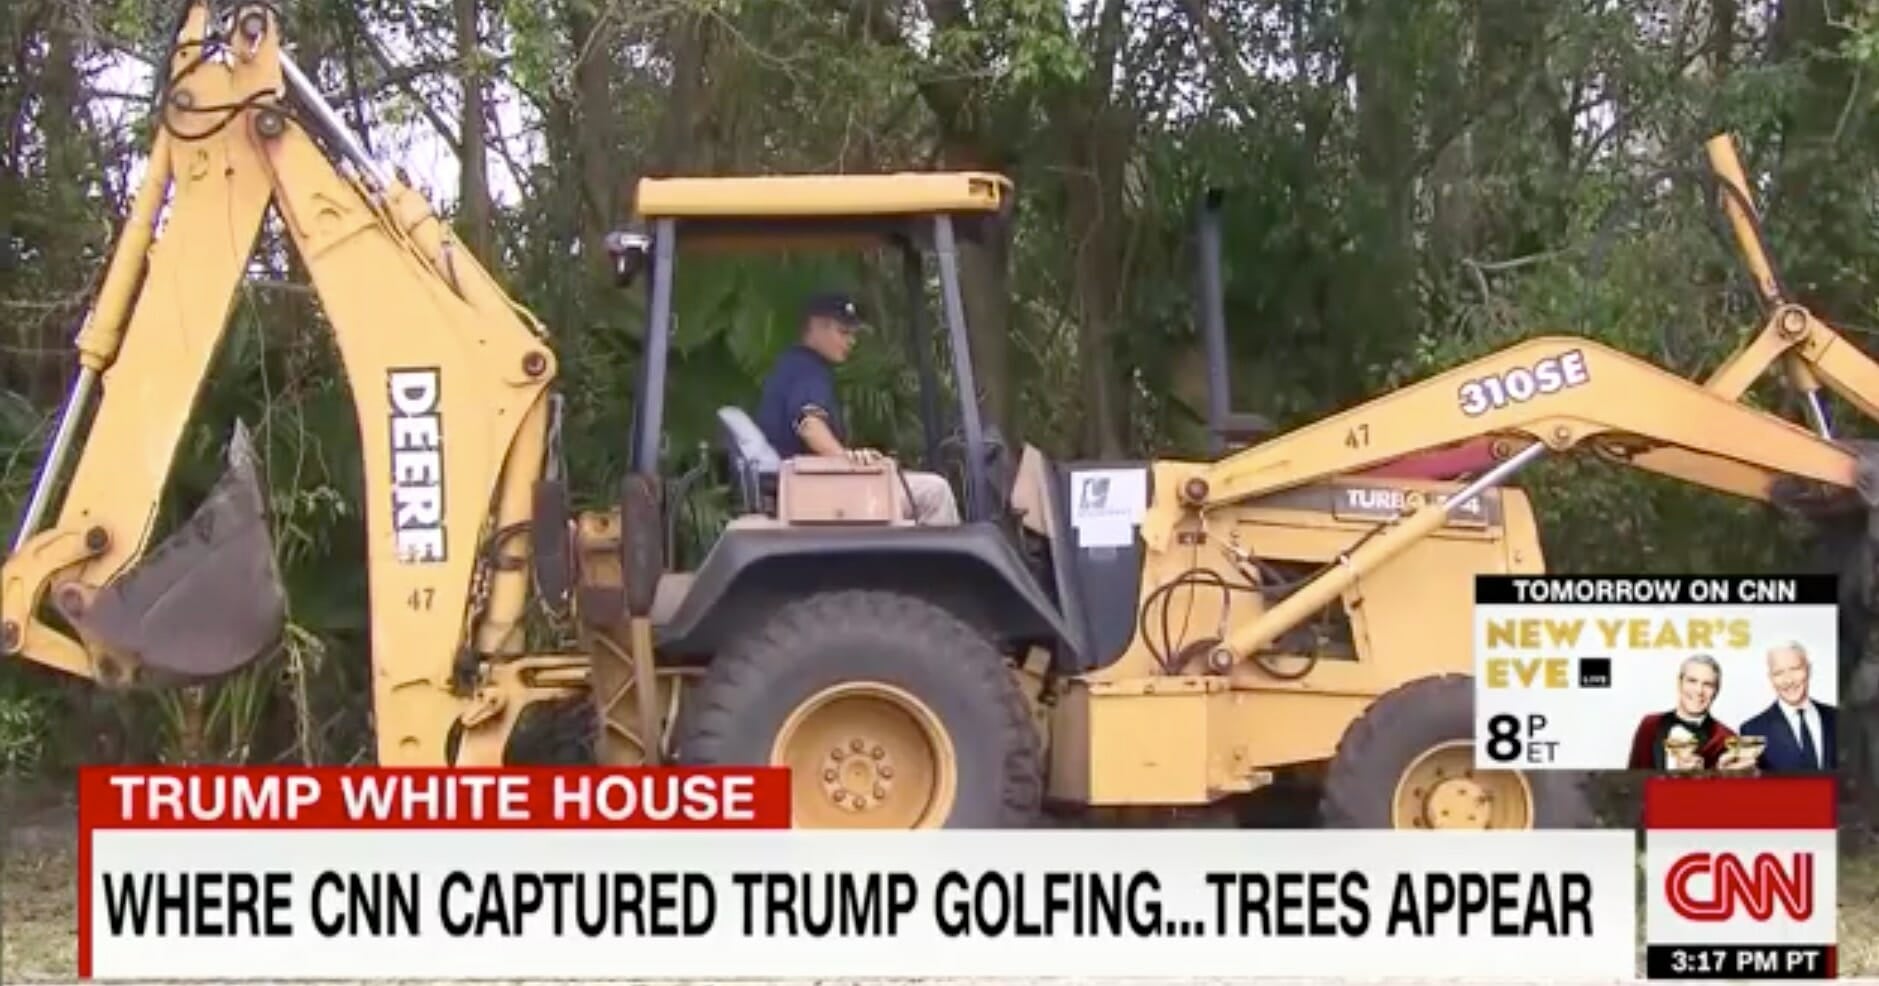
1069,468,1148,548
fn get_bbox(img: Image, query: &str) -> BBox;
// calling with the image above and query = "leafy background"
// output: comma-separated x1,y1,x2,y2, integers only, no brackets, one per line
0,0,1875,812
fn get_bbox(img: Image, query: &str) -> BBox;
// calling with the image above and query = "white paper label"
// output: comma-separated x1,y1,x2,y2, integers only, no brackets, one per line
1069,468,1148,548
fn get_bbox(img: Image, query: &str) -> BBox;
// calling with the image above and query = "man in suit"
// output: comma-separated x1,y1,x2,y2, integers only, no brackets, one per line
1739,641,1837,773
1628,654,1748,770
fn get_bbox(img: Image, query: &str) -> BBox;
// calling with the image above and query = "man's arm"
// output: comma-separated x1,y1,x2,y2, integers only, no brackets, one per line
1819,704,1835,766
796,414,848,456
1738,710,1775,770
788,373,881,463
800,414,884,463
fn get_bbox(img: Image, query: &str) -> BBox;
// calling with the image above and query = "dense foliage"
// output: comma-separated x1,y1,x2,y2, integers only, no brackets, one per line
0,0,1875,787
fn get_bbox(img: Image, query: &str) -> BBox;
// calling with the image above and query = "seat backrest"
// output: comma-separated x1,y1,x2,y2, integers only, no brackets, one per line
716,406,781,473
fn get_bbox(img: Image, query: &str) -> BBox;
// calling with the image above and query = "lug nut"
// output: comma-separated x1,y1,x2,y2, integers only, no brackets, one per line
85,527,109,552
850,739,865,753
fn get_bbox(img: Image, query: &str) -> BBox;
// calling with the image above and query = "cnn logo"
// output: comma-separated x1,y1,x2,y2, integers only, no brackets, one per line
1664,851,1814,922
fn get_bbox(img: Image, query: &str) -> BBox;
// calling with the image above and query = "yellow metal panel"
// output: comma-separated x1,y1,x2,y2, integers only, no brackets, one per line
257,124,552,766
634,172,1012,219
59,37,277,584
1048,685,1092,802
1053,681,1315,805
1054,682,1216,804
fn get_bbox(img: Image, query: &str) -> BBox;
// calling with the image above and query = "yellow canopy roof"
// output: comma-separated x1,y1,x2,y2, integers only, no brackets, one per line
633,172,1013,220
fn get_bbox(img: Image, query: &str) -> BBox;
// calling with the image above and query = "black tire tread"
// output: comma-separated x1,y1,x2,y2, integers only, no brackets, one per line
674,588,1042,827
1321,672,1595,829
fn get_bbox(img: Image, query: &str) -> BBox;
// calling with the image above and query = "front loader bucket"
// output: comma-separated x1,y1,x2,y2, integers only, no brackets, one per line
67,422,286,686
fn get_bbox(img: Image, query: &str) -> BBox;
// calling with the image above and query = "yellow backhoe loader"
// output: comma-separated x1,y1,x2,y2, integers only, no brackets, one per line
4,3,1871,829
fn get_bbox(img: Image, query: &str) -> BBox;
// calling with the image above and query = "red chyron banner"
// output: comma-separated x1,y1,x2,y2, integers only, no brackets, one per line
77,765,792,829
76,765,790,977
1643,776,1838,981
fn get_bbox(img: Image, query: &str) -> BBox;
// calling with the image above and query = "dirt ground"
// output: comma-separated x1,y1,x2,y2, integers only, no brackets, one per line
4,798,1875,982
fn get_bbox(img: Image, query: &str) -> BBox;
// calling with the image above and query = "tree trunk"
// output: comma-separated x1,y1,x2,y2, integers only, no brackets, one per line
649,13,710,176
1340,0,1416,390
1771,0,1859,314
561,1,620,270
454,0,493,261
1057,0,1131,457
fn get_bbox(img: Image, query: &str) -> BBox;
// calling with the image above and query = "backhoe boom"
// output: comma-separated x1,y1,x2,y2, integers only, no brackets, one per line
0,2,555,766
1145,134,1879,535
1150,333,1856,533
1135,133,1879,667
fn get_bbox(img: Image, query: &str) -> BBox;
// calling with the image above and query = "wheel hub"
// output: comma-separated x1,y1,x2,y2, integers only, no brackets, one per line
822,738,895,813
771,681,956,829
1422,774,1491,829
1391,740,1534,830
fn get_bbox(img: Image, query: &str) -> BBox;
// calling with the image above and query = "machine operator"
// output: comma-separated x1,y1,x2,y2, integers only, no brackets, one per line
755,291,961,525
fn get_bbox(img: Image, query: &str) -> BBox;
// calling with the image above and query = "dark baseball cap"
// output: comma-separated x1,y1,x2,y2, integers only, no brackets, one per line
801,291,865,329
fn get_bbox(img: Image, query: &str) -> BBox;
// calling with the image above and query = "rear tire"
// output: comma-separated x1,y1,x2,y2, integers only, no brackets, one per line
1321,673,1594,829
672,588,1041,828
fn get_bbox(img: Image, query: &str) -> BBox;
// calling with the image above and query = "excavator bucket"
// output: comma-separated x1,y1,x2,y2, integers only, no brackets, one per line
67,421,286,686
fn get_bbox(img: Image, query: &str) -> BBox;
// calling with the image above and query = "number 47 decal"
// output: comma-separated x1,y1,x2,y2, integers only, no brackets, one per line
1456,349,1591,417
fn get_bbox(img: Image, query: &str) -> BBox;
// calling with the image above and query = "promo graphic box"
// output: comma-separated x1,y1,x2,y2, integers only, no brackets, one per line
1643,775,1838,980
1472,574,1839,772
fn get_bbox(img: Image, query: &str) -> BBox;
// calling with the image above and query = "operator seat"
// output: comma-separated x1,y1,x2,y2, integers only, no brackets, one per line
716,406,780,515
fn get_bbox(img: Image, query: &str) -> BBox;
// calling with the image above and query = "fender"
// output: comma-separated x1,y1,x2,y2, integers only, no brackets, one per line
655,524,1077,660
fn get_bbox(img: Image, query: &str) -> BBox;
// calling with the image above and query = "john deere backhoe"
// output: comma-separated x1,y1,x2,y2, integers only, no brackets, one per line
5,3,1873,829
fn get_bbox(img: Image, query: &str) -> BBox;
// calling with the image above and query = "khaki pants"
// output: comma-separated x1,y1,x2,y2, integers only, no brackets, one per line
902,470,960,525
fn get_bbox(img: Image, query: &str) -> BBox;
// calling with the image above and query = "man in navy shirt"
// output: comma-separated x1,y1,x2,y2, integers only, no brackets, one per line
756,291,960,524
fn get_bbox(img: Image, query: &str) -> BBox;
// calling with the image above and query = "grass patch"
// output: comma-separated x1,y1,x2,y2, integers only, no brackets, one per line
2,831,77,981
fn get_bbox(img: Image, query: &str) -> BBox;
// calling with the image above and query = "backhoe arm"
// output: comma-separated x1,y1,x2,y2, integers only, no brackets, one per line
1141,131,1879,664
1153,131,1878,537
1698,133,1879,436
1132,324,1863,666
1,3,555,765
1163,333,1855,521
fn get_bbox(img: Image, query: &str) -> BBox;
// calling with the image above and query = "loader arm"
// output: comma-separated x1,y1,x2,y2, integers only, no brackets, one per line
1152,322,1871,663
1163,331,1856,520
1139,131,1879,664
0,3,554,765
1150,129,1879,531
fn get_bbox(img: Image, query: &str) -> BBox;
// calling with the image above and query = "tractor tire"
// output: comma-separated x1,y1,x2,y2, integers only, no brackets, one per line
672,588,1042,828
1320,673,1594,830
